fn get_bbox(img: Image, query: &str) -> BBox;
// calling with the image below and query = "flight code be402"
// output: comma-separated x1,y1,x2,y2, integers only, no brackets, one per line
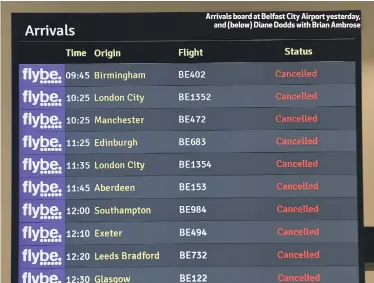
64,70,207,80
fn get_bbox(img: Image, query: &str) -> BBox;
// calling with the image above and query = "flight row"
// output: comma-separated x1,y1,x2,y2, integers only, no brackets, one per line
20,242,359,267
19,85,356,109
19,197,357,222
19,152,357,177
19,107,358,132
19,175,358,200
19,62,355,86
20,220,359,245
21,266,359,283
20,130,357,155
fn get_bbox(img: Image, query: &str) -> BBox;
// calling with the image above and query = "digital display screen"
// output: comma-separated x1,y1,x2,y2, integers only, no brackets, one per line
12,11,364,283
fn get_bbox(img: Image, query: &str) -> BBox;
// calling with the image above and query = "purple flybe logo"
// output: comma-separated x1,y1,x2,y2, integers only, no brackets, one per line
22,135,63,152
22,203,63,220
22,180,63,198
21,225,62,243
22,157,63,175
22,112,63,129
22,89,63,107
22,67,62,84
21,248,63,266
22,271,62,283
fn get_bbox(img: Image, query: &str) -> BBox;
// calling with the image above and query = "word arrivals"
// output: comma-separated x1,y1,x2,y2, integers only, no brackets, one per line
21,68,62,84
22,180,63,197
24,24,75,37
21,249,62,265
22,272,62,283
22,225,62,243
22,112,63,129
22,135,63,152
22,89,63,106
22,203,63,220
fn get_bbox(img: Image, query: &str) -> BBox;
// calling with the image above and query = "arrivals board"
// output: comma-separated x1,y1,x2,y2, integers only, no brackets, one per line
12,11,364,283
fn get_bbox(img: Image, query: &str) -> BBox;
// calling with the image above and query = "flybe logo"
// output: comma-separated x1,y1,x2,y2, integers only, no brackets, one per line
22,112,63,129
21,248,63,266
21,225,63,243
22,271,62,283
22,67,62,84
22,180,63,198
22,157,63,175
22,89,63,107
22,135,63,152
22,203,63,220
